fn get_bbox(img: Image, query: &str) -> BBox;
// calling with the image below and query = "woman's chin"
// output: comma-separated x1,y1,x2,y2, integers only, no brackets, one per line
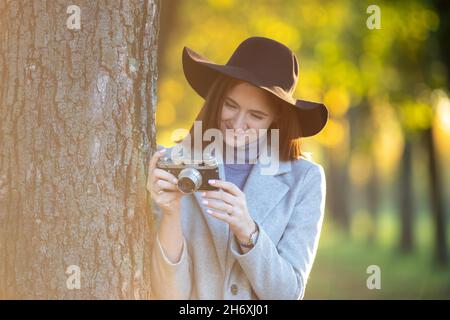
224,137,255,148
224,139,238,148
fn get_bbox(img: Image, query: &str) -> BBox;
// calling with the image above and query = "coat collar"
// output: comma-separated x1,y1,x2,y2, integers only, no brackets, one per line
193,149,291,274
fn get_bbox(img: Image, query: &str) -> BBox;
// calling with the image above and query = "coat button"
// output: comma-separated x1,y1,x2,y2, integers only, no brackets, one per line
230,284,238,295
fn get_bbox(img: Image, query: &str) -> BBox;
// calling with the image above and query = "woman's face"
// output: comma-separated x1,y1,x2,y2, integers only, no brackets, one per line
220,81,277,147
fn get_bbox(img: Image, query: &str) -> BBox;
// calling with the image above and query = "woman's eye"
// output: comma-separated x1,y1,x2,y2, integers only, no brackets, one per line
225,103,237,110
251,113,264,120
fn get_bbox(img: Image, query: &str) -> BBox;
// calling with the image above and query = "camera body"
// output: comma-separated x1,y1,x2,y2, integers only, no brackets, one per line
156,155,220,194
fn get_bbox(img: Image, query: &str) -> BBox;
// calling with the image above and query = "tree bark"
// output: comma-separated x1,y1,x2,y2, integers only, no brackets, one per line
0,0,160,299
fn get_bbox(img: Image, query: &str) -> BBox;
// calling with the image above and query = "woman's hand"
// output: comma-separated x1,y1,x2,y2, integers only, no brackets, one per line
201,179,256,246
147,149,184,216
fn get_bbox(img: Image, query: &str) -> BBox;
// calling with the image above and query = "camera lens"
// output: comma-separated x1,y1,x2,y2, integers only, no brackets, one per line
177,178,196,194
177,168,202,193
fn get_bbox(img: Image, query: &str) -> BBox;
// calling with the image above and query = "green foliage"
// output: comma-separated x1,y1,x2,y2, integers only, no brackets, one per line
307,211,450,299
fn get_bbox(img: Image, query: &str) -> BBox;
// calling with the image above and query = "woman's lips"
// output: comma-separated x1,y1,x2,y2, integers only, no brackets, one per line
224,124,246,136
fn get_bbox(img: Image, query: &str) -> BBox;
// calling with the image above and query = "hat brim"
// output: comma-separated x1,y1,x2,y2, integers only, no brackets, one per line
182,46,328,137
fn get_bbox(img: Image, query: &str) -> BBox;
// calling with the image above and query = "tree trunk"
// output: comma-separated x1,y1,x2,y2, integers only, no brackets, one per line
423,128,448,266
326,149,350,231
367,155,380,244
157,0,180,80
399,138,414,253
429,0,450,267
0,0,160,299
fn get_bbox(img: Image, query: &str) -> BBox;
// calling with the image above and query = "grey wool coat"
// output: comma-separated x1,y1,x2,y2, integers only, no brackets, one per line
149,148,326,300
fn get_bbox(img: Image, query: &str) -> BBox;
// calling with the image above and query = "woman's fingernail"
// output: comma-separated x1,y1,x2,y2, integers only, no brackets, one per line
208,179,215,185
160,149,166,153
202,200,208,205
207,209,213,214
173,178,178,184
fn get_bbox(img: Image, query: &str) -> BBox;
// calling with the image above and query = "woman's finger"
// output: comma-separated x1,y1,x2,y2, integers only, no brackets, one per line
208,179,241,196
201,198,234,215
148,148,167,174
201,189,236,206
153,168,178,185
147,149,167,189
206,209,233,224
154,179,178,192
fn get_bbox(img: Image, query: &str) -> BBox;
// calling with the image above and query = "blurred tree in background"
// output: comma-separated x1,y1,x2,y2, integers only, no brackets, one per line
156,0,450,298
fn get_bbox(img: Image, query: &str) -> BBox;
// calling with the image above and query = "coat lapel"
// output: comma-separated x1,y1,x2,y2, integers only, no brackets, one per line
242,160,291,225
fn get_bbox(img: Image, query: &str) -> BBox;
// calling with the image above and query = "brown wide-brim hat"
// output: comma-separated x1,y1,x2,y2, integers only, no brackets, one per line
182,36,328,138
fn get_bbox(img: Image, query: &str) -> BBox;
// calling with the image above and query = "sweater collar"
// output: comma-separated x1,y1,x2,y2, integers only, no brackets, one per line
222,137,264,165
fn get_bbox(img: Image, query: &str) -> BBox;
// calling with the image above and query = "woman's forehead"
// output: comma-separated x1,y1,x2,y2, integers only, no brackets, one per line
226,82,274,111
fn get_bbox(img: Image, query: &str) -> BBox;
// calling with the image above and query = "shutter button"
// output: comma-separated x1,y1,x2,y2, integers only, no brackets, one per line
230,284,238,295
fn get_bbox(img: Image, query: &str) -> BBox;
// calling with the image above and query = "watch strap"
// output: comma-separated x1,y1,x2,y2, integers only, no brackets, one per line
240,223,259,248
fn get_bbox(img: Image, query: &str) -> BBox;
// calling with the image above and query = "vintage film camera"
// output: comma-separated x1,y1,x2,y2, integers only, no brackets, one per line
156,154,220,194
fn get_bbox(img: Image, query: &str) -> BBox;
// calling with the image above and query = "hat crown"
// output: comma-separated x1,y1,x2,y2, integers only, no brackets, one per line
226,37,299,95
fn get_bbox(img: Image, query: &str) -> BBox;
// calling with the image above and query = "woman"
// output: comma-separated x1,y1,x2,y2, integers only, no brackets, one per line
147,37,328,300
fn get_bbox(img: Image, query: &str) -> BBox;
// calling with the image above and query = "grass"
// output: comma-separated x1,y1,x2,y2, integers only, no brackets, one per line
304,210,450,299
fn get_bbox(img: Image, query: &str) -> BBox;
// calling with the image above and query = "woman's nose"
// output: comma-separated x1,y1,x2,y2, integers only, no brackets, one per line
232,112,247,130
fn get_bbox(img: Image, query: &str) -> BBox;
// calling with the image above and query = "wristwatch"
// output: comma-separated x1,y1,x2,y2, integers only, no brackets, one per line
240,223,259,249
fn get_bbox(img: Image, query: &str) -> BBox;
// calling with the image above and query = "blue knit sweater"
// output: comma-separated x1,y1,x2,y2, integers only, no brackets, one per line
223,142,257,190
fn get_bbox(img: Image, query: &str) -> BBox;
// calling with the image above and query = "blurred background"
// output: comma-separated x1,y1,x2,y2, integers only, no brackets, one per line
155,0,450,299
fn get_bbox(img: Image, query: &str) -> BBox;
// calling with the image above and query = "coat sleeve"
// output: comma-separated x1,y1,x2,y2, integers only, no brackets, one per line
230,164,326,300
149,201,193,299
149,232,192,299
